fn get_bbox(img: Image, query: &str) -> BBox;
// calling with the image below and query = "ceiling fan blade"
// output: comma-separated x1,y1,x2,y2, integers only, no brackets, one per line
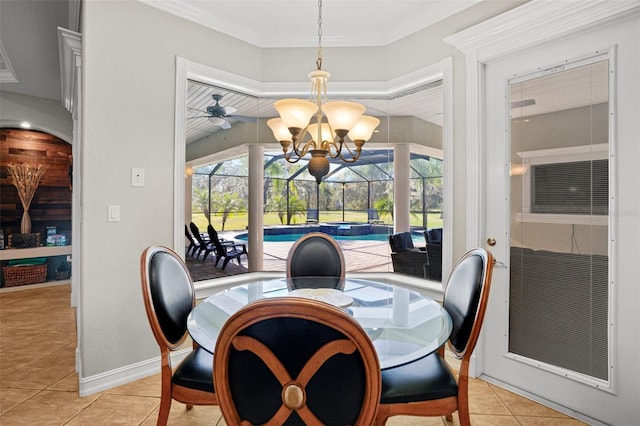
209,117,226,126
224,106,237,115
232,115,257,123
220,120,231,130
188,115,211,119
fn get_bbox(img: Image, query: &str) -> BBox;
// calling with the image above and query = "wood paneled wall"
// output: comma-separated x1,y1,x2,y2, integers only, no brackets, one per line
1,129,72,240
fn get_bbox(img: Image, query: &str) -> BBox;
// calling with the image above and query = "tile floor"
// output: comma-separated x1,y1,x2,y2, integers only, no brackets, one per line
0,284,587,425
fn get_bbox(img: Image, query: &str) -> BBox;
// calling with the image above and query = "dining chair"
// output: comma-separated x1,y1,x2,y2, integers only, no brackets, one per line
189,222,214,260
140,246,217,425
286,232,345,290
374,248,494,426
213,297,381,425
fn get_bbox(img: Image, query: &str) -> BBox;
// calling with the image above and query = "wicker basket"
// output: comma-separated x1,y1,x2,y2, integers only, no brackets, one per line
3,263,47,287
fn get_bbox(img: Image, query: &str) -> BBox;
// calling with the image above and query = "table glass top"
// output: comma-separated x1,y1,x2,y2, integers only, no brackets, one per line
188,277,452,370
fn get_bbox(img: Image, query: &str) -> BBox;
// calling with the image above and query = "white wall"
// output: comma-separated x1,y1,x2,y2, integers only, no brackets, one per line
0,91,72,142
80,0,262,380
79,0,521,389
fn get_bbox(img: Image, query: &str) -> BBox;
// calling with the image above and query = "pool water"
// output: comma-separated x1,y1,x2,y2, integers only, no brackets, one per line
235,232,424,244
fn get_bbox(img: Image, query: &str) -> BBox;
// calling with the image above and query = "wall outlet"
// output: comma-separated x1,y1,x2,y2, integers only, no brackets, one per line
131,168,145,187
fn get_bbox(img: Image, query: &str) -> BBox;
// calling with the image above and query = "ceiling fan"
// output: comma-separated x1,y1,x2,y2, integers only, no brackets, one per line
189,94,255,130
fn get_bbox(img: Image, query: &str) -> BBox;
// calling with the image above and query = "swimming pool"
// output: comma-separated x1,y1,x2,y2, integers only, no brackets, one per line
234,232,394,242
234,224,424,244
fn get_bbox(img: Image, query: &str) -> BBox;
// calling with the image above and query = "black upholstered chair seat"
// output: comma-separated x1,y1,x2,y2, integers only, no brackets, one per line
141,245,217,425
375,248,493,426
172,347,215,393
380,352,457,404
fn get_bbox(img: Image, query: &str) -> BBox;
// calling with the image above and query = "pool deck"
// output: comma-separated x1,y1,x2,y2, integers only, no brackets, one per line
186,229,416,282
260,237,393,272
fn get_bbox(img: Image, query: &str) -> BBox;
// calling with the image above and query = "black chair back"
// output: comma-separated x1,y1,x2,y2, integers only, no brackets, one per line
141,246,194,348
286,232,345,287
190,222,206,245
388,232,414,252
214,297,381,425
424,228,443,245
443,248,493,358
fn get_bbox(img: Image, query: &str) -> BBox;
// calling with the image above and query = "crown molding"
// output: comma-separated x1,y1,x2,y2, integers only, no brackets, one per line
57,27,81,114
183,57,444,100
445,0,640,61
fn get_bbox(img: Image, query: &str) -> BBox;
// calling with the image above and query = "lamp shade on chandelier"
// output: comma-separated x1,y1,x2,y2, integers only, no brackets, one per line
267,1,380,183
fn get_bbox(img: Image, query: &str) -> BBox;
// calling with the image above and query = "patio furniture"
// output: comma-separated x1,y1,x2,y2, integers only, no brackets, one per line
184,224,200,257
213,297,382,425
306,208,319,224
423,228,443,281
189,222,214,260
209,227,245,269
388,232,427,279
206,224,247,256
140,245,217,425
375,248,494,426
368,208,383,224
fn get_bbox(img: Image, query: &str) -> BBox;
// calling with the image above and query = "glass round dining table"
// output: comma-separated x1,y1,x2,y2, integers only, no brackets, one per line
187,276,452,370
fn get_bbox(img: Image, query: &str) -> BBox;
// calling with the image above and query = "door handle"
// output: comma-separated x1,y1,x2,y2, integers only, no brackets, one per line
487,237,496,246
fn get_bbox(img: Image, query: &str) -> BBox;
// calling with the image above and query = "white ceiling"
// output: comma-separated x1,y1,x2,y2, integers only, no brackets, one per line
0,0,72,101
0,0,608,147
140,0,483,48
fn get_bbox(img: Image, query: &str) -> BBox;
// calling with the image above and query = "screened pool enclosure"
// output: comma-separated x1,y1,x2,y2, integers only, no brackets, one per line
191,148,443,232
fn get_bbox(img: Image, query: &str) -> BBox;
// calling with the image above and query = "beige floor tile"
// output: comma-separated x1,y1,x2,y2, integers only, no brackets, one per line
468,377,511,415
0,389,100,425
141,402,224,425
490,384,569,418
516,416,588,425
469,414,523,425
105,372,161,398
65,394,159,425
385,414,445,425
47,372,79,392
0,387,39,415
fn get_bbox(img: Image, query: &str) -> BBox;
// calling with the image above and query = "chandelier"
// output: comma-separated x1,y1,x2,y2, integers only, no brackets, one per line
267,0,380,184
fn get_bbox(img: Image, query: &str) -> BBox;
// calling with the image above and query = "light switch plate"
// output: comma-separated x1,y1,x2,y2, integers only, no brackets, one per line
131,168,145,187
108,205,120,222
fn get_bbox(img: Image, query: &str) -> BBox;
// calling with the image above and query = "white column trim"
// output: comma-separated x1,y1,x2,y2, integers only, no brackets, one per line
393,144,411,233
248,144,264,271
174,57,188,253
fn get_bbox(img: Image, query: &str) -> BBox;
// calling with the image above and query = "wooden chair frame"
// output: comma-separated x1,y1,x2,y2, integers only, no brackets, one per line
374,248,494,426
140,246,217,425
214,297,381,426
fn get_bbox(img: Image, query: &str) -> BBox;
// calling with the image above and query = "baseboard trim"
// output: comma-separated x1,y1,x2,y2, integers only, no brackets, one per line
78,348,191,397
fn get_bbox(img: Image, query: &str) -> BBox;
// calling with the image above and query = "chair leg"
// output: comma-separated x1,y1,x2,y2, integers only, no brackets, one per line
157,391,171,426
186,404,194,410
445,413,454,422
373,406,389,425
222,257,231,270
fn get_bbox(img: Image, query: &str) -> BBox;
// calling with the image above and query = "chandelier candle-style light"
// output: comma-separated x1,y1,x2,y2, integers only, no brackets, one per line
267,0,380,184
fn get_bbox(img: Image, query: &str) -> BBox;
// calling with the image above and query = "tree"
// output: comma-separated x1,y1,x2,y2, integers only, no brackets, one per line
192,187,211,224
212,192,245,230
374,197,394,221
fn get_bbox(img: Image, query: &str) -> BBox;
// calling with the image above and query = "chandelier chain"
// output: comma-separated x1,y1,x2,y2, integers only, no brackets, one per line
316,0,323,70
